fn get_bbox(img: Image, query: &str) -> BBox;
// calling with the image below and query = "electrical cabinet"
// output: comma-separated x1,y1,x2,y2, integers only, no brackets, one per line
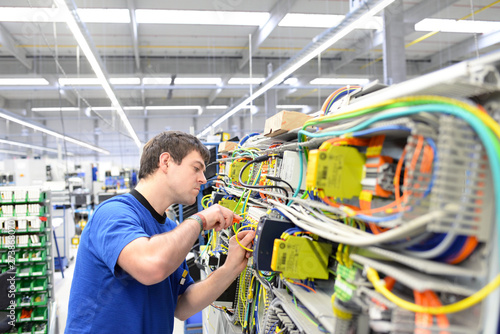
195,51,500,334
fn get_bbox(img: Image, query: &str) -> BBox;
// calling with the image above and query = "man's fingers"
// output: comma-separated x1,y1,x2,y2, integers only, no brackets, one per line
237,230,255,247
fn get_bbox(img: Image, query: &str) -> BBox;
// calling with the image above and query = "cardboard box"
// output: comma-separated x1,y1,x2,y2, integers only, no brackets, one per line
263,110,312,137
218,141,238,153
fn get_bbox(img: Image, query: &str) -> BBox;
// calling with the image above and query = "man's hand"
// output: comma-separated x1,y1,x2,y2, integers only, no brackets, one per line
223,230,255,276
197,204,242,231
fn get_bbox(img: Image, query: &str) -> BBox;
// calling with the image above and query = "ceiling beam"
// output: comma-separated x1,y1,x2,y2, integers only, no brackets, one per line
418,29,500,73
0,24,32,70
332,0,460,72
238,0,297,70
127,0,141,71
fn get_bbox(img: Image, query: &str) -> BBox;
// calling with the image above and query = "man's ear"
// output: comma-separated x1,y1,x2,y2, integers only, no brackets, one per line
159,152,171,172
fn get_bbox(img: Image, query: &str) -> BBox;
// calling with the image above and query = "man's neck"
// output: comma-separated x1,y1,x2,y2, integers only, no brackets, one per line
134,178,172,217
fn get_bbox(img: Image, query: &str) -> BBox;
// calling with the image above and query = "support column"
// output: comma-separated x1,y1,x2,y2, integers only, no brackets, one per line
143,112,149,143
25,101,33,158
239,116,245,139
94,119,99,162
264,62,277,119
383,0,406,85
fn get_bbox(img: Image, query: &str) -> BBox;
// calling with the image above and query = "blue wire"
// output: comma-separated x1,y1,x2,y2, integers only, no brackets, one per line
271,208,288,218
424,137,438,198
349,125,411,136
254,283,260,333
267,320,279,334
356,213,403,223
238,132,260,148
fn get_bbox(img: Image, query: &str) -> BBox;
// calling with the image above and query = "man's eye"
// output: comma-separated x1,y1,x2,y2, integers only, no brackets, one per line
194,167,200,172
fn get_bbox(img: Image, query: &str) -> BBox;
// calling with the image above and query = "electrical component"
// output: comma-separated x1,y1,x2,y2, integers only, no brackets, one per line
277,151,307,191
270,236,332,280
316,145,366,199
306,149,320,190
218,198,244,213
253,217,295,272
361,156,395,197
228,160,251,184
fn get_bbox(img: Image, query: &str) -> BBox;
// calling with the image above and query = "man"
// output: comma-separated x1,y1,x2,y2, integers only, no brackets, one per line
66,131,255,333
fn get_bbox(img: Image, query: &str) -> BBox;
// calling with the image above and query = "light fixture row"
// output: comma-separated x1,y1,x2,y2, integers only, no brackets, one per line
0,7,498,33
0,109,109,155
31,105,310,113
0,77,370,87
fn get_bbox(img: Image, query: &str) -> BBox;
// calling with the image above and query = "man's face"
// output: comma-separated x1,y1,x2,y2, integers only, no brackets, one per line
167,150,207,205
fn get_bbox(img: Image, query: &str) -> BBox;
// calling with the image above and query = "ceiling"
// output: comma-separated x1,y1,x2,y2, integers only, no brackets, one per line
0,0,499,162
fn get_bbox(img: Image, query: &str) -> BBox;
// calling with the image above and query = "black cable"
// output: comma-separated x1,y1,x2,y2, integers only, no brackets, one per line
266,175,295,194
238,157,290,198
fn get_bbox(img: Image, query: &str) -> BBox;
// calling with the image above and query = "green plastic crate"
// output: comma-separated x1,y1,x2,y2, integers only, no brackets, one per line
28,235,46,248
27,219,45,232
30,264,46,277
0,191,13,204
31,293,47,306
31,307,47,321
16,295,32,308
16,266,31,278
16,280,32,293
31,278,47,292
16,251,31,263
30,250,46,263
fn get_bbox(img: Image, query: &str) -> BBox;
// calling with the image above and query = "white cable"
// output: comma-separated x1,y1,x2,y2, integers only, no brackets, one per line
294,204,366,236
270,199,455,247
402,232,458,259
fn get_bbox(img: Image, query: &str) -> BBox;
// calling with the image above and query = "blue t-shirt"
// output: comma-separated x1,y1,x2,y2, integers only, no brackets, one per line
65,190,194,334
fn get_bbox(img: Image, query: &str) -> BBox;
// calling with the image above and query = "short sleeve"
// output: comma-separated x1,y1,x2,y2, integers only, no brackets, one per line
89,200,149,278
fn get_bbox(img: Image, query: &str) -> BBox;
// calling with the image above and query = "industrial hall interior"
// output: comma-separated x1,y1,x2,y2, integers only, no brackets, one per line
0,0,500,333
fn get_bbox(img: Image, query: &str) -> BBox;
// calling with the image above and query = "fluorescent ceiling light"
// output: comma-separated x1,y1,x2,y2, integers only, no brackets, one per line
54,0,141,148
0,7,66,22
143,77,172,85
175,78,222,85
0,78,49,86
91,107,115,111
228,78,265,85
0,109,109,154
415,18,500,34
310,78,369,85
279,13,382,30
146,105,203,115
123,106,144,111
198,0,396,137
59,77,140,86
136,10,269,26
59,78,99,86
145,105,202,111
206,105,228,109
0,7,128,23
78,8,130,23
0,138,74,156
279,14,344,28
32,107,80,112
109,78,141,85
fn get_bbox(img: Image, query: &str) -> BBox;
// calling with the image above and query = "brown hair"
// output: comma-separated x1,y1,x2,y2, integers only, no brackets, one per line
138,131,210,180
